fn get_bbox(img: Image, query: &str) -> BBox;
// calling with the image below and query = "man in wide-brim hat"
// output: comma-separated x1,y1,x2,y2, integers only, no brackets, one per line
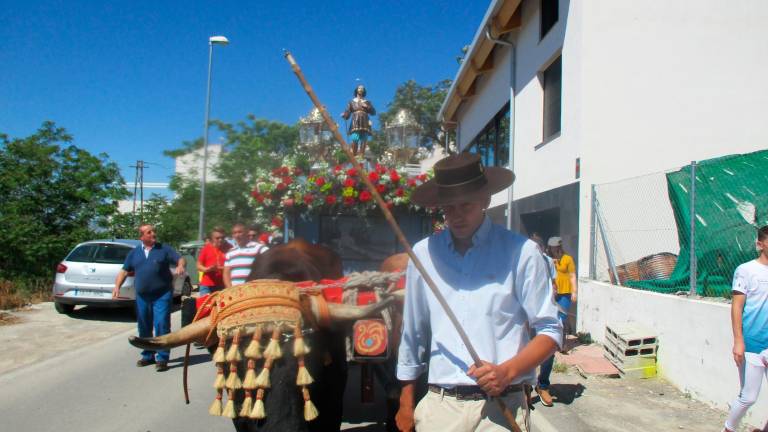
395,153,562,431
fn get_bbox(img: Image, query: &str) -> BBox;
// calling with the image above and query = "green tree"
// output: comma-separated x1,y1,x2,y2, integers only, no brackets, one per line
0,122,128,278
370,79,453,158
106,194,170,241
160,116,301,240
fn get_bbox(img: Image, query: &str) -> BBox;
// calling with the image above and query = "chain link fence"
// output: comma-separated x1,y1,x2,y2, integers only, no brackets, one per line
590,150,768,298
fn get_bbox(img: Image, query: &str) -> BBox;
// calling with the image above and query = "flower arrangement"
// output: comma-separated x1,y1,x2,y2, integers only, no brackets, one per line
250,162,433,234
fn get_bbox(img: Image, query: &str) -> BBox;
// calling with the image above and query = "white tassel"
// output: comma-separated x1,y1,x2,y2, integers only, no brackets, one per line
243,360,257,390
225,363,242,390
244,328,263,359
226,329,242,362
296,360,314,386
208,392,223,416
239,391,253,418
250,394,266,419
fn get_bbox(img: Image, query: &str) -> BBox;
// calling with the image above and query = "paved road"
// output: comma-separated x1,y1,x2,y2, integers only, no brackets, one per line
0,304,388,432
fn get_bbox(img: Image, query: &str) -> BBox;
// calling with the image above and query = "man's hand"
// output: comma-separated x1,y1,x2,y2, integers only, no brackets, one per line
175,264,186,276
111,285,120,299
395,404,415,432
571,292,577,302
733,340,745,367
467,360,513,397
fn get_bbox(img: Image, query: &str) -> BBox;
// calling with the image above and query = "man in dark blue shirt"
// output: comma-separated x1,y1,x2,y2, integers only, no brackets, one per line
113,224,186,371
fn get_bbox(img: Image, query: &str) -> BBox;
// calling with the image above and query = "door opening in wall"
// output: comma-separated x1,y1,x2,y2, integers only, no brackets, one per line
521,207,560,241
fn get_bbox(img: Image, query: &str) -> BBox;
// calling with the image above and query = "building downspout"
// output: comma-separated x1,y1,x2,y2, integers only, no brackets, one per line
485,26,516,230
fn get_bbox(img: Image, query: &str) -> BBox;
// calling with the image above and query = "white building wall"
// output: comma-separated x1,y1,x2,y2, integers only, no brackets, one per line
578,280,768,428
174,144,223,183
511,0,581,201
576,0,768,274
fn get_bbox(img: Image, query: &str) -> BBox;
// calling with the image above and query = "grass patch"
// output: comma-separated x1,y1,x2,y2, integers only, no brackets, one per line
553,361,569,373
0,278,52,310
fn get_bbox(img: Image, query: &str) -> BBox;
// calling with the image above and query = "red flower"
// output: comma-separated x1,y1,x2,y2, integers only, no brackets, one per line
334,165,343,173
376,184,387,194
258,233,270,244
344,178,356,188
346,168,358,177
385,201,394,209
271,217,283,227
325,195,337,205
282,198,294,207
343,197,355,206
315,176,326,187
303,194,314,204
396,188,405,197
359,190,372,202
276,183,287,191
375,163,387,174
271,167,282,176
293,167,303,176
407,178,417,187
250,190,260,198
282,176,293,186
368,171,380,183
417,174,428,182
281,166,290,176
389,170,401,184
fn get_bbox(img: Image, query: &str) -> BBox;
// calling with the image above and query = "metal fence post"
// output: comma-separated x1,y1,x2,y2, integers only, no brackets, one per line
689,161,697,296
595,195,621,285
589,184,597,279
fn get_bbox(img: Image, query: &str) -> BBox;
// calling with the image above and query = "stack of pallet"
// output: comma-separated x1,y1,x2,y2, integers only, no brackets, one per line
603,323,658,379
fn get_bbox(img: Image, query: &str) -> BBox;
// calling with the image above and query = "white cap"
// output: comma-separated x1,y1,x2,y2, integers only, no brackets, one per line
547,236,562,247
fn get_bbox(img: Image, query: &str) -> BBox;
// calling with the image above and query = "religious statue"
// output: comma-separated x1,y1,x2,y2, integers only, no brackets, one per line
341,85,376,156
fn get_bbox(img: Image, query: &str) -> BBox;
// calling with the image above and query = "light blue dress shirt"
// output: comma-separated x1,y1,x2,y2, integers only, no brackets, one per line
396,216,562,386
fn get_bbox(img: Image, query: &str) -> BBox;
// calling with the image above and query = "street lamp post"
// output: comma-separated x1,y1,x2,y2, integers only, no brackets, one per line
198,35,229,241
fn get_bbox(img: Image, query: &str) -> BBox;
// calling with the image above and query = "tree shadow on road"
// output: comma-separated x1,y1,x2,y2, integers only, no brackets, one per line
167,353,211,369
67,303,182,323
67,305,136,322
550,383,586,405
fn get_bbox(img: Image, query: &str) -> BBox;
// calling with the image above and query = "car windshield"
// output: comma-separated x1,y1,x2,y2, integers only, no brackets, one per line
66,243,132,264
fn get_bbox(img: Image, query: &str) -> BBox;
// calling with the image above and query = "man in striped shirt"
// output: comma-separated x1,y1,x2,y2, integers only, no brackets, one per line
223,223,269,287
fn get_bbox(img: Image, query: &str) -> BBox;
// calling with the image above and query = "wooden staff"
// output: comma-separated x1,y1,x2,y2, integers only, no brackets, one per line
283,51,524,432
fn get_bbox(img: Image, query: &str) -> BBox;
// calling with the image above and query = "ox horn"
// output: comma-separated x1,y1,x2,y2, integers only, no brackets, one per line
128,316,212,350
316,295,395,322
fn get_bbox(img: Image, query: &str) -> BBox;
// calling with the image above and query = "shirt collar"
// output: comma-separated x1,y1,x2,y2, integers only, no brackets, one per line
443,215,492,253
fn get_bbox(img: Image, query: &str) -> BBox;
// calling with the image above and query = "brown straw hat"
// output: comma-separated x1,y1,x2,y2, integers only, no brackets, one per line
411,153,514,207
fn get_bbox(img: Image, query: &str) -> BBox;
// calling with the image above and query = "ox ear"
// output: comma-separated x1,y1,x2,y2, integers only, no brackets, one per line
324,296,395,321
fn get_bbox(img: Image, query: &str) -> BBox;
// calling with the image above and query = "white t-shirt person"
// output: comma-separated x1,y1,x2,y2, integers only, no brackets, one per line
224,242,268,286
732,260,768,355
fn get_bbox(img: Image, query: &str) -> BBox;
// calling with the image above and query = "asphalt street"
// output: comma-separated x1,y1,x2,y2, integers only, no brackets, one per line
0,307,388,432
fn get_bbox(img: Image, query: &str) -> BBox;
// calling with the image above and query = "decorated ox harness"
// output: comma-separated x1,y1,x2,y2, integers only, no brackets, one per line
185,272,403,422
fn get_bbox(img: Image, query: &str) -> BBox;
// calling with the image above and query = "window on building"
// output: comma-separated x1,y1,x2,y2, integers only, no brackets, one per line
464,104,510,168
541,0,558,39
542,56,562,141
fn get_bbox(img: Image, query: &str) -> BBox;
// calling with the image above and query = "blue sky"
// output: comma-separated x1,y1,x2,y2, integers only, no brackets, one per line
1,0,487,190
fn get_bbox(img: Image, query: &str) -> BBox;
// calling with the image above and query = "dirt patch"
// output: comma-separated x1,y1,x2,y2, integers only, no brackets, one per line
0,311,21,326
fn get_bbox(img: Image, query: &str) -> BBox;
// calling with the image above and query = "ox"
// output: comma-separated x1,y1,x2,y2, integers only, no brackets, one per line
130,240,391,432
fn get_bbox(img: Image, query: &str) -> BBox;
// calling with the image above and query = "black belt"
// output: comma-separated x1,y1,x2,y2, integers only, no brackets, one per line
428,384,524,401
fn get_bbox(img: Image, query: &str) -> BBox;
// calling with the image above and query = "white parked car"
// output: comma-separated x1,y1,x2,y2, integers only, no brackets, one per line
52,239,192,314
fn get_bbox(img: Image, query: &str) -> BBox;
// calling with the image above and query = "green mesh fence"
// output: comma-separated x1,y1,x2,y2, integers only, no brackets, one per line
625,150,768,296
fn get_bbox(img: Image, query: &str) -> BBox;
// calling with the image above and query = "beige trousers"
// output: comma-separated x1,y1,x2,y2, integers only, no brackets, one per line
414,389,530,432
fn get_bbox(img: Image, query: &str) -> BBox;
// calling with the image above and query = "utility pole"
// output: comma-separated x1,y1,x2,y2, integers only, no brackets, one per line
129,160,147,220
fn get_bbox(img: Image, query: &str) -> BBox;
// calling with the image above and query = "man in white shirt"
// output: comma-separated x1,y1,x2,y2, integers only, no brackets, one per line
396,154,562,432
223,223,268,287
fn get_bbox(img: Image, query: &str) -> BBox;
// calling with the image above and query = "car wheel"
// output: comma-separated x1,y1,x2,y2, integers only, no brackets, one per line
54,301,75,315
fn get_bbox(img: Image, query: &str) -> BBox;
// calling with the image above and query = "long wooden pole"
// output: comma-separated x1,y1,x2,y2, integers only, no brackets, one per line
283,51,523,432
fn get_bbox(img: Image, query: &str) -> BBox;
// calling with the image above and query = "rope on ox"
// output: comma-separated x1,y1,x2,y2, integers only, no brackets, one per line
284,51,525,432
